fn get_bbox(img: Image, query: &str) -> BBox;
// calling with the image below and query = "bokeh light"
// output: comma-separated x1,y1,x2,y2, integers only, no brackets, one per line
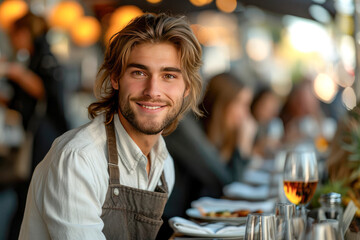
313,73,338,103
284,16,332,56
216,0,237,13
342,87,356,110
0,0,28,30
334,61,354,88
70,16,101,47
48,1,84,30
147,0,162,3
339,35,355,72
105,5,143,44
308,5,331,23
189,0,212,7
246,37,271,61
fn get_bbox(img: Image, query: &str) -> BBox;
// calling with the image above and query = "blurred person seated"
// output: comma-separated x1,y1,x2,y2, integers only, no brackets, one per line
158,72,256,239
0,12,69,239
250,86,283,159
199,72,256,177
279,79,336,151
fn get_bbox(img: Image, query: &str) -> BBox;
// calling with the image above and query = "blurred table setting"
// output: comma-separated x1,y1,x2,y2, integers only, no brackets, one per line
166,145,360,240
169,217,245,239
169,196,276,239
168,161,280,239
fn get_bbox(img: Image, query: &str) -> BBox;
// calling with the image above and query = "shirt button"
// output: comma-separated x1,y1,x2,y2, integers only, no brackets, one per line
113,188,119,196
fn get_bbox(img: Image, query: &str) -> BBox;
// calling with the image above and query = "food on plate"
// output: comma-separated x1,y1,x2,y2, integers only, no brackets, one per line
197,207,263,218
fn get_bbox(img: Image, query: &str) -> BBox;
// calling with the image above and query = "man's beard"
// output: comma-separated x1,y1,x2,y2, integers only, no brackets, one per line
119,97,184,135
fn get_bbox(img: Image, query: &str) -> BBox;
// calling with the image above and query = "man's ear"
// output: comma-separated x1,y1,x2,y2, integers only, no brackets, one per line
110,74,119,90
184,86,190,98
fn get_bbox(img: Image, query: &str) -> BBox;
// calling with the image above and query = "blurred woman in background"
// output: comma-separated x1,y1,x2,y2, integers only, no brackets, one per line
199,72,256,181
159,72,256,239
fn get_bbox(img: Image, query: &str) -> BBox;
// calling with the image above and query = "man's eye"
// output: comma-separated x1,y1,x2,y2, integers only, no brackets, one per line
133,71,145,76
164,74,176,79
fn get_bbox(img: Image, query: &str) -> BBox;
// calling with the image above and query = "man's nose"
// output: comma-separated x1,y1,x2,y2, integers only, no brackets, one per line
143,76,161,98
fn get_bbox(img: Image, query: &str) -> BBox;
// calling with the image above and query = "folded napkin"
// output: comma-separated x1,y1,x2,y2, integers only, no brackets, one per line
223,182,270,200
191,197,275,213
243,169,271,185
169,217,245,236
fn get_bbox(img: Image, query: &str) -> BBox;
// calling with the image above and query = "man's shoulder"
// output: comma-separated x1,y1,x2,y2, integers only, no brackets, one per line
33,115,108,182
54,115,106,153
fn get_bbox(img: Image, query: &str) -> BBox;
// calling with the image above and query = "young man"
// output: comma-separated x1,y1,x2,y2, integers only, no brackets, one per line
19,13,202,239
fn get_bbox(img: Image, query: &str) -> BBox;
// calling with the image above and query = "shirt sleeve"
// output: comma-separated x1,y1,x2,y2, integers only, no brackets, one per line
42,148,106,240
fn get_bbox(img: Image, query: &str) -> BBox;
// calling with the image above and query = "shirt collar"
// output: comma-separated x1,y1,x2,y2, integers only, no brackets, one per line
112,114,168,173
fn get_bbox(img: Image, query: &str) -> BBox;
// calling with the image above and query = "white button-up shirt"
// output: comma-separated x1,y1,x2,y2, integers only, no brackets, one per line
19,114,175,240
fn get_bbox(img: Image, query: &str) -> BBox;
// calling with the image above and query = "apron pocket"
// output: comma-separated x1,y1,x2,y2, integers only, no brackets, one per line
134,213,163,240
134,213,163,225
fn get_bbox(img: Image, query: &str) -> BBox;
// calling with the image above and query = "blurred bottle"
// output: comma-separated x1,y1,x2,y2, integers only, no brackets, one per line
318,192,344,239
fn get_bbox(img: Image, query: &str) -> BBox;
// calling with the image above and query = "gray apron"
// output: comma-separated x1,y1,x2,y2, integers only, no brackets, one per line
101,119,168,240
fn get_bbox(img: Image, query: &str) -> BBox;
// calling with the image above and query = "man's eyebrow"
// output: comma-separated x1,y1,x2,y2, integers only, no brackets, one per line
127,63,148,70
127,63,182,74
161,67,182,73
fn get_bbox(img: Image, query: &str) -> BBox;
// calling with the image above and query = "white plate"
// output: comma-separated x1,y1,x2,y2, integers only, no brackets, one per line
186,208,247,223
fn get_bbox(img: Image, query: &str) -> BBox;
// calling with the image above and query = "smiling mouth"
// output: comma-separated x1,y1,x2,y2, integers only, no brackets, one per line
136,103,166,110
140,104,161,110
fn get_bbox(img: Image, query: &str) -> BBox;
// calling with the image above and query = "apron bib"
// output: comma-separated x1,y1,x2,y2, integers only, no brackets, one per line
101,119,168,240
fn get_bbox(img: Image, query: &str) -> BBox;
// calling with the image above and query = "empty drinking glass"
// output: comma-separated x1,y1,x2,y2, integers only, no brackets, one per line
245,213,276,240
309,222,338,240
275,203,295,240
275,202,296,218
274,202,308,240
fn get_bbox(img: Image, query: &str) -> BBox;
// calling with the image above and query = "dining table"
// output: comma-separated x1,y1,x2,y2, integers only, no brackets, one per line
166,157,360,240
166,158,281,239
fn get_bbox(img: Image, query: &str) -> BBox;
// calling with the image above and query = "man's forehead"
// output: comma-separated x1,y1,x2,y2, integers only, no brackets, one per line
129,42,179,54
126,42,181,70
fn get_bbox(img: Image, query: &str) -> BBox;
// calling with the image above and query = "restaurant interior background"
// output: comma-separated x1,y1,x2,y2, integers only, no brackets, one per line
0,0,357,129
1,0,360,239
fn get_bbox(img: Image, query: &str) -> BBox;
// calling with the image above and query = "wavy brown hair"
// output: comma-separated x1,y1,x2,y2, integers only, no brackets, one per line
88,13,202,135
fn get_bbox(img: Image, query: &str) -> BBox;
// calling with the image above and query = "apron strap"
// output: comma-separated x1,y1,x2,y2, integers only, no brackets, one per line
105,118,120,185
105,115,168,189
159,171,168,193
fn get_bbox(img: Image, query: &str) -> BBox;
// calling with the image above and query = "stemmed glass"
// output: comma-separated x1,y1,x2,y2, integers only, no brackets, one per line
283,150,318,217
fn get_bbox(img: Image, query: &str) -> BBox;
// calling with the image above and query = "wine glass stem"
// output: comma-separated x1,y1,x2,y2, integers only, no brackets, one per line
296,205,308,231
298,205,306,217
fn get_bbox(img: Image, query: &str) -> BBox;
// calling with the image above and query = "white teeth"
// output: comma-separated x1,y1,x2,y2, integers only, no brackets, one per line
141,105,161,110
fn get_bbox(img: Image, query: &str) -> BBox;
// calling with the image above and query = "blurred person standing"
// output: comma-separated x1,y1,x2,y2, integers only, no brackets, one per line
1,12,69,239
5,12,69,173
19,13,202,240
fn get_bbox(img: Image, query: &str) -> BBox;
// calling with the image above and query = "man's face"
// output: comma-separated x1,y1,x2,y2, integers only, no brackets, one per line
111,42,189,135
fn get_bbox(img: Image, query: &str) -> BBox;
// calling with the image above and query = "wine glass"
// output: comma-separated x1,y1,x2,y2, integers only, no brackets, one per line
283,150,318,217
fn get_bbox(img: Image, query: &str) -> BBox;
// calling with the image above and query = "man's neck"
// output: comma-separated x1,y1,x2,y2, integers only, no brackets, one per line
117,113,160,158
